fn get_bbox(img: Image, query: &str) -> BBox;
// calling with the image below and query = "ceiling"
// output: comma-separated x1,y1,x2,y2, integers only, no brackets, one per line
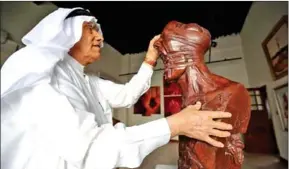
49,1,253,55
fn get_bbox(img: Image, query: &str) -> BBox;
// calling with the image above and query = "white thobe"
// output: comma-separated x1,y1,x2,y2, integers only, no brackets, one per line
1,55,171,169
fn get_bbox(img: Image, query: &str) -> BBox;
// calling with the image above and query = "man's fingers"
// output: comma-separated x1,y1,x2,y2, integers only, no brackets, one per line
209,129,231,138
204,111,232,119
154,34,161,39
151,35,161,43
192,101,202,110
211,121,233,130
205,136,224,148
187,101,202,110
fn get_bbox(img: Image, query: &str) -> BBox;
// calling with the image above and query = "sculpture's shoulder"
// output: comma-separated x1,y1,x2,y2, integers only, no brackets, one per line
225,83,251,134
226,82,250,104
211,73,234,88
211,73,248,97
227,82,249,96
209,74,251,133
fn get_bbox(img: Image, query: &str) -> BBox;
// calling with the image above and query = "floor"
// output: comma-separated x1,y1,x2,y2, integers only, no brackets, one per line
120,142,288,169
154,154,288,169
242,152,287,169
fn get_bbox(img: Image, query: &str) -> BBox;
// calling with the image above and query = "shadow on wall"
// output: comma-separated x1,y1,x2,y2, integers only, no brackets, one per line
0,29,22,66
0,1,57,44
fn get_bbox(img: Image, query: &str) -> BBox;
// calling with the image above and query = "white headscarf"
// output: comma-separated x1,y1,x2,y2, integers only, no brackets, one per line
1,7,103,97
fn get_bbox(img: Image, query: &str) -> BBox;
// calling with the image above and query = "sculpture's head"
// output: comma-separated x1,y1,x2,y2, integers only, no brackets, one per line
154,21,211,82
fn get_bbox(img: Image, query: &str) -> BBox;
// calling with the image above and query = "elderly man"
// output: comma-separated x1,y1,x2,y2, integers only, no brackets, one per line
1,7,233,169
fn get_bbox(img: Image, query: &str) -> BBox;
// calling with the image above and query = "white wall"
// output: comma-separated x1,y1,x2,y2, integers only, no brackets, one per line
240,1,288,160
120,34,250,127
205,34,250,87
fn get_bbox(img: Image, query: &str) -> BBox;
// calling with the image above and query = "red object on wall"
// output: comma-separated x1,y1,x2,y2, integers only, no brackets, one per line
164,76,183,117
134,86,161,116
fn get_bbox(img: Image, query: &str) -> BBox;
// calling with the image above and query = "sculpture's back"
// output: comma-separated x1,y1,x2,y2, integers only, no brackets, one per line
154,21,251,169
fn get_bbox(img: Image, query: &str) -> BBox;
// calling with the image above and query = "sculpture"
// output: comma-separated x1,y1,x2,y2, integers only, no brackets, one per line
154,21,251,169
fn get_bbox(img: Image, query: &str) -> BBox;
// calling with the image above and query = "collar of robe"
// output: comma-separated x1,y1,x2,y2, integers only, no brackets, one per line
65,55,85,74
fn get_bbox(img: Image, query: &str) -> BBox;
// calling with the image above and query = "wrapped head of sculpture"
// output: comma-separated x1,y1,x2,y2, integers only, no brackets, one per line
154,21,212,82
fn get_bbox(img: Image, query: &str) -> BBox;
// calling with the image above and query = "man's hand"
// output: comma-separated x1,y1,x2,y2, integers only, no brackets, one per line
166,102,233,148
145,35,161,62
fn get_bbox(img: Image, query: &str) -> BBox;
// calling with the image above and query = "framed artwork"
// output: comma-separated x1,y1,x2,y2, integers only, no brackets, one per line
134,86,161,116
273,83,288,131
163,76,183,117
262,15,288,80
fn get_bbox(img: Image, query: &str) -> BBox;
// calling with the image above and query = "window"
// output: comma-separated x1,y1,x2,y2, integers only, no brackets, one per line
247,86,267,112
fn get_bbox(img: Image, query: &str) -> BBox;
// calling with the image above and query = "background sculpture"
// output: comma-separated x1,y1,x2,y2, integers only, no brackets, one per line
154,21,251,169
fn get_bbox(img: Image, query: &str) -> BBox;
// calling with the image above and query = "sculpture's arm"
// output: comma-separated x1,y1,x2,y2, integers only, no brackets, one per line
225,84,251,134
224,84,251,165
225,133,245,165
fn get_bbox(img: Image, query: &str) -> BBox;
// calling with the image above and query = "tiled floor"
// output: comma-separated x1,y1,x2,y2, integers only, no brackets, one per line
155,157,288,169
126,142,288,169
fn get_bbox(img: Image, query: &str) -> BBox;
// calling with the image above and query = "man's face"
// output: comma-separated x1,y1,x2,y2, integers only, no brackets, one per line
72,21,104,65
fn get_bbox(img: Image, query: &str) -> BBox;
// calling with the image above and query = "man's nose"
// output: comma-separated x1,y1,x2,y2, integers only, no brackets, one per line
97,35,104,43
92,31,104,42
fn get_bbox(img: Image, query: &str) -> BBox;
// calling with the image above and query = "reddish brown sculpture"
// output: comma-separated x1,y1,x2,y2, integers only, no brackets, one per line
154,21,251,169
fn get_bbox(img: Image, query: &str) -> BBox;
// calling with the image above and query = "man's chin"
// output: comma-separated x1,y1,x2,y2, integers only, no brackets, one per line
84,55,100,65
92,55,101,62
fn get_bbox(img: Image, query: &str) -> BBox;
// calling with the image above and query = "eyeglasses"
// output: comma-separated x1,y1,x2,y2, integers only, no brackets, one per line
88,21,100,32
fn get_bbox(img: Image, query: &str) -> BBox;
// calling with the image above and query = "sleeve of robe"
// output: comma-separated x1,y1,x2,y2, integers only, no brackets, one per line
82,63,171,168
92,62,153,108
1,77,171,169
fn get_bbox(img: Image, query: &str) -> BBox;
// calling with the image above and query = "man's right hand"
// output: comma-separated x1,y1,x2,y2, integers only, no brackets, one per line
166,102,233,148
